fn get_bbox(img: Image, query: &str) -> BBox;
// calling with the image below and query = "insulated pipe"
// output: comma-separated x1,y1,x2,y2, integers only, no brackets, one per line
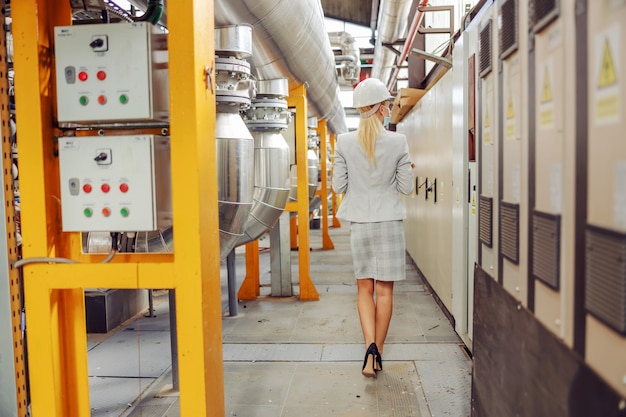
215,25,255,260
237,79,291,246
328,31,361,84
214,0,348,135
386,0,429,90
371,0,413,86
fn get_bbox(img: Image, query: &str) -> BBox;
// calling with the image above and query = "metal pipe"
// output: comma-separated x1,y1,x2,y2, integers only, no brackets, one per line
214,0,348,135
237,78,291,247
215,25,256,260
371,0,414,85
386,0,429,89
168,290,179,391
328,31,360,83
226,250,238,317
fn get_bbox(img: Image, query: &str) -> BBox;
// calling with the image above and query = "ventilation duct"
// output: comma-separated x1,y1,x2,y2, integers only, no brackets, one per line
214,0,348,135
371,0,413,86
237,78,291,246
215,25,255,260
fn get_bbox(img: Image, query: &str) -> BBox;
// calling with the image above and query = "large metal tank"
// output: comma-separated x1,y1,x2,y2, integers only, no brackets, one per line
215,25,255,259
237,78,291,245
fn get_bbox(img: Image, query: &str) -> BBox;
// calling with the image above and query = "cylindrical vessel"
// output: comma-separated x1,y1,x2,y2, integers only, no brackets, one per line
238,78,291,246
216,112,255,259
215,25,256,259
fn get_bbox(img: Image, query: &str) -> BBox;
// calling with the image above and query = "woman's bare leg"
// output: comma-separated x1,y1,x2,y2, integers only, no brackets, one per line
374,280,394,355
357,278,376,347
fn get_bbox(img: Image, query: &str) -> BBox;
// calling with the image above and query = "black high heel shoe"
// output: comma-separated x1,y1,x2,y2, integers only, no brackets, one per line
362,343,379,377
374,352,383,372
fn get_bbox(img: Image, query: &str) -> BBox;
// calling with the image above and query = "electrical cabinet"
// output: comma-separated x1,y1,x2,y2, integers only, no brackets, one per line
54,22,169,125
58,135,171,232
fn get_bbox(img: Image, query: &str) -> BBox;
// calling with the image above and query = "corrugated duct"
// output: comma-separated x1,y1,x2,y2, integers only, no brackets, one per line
213,0,348,135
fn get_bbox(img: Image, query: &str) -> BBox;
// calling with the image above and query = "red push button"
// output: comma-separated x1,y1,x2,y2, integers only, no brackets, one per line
119,183,129,193
82,184,92,193
78,71,88,81
98,95,107,105
97,70,107,81
102,207,111,217
101,184,110,193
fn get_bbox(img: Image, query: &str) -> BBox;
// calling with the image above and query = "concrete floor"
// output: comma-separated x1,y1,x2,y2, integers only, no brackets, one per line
87,223,472,416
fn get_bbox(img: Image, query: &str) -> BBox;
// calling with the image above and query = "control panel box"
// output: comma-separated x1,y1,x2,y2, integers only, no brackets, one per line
58,135,172,232
54,22,169,125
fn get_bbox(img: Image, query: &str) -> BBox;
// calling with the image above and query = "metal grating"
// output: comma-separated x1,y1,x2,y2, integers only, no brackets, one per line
479,196,493,247
532,211,561,289
499,0,519,60
479,19,493,78
585,225,626,335
500,202,519,264
529,0,560,33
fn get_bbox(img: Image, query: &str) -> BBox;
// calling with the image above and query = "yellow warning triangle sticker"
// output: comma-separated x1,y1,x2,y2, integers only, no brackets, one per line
598,38,618,88
541,67,552,103
507,94,514,119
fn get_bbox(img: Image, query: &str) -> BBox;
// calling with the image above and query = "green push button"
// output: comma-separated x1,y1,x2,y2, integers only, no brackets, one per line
79,96,89,106
120,207,129,217
83,208,93,218
119,94,129,104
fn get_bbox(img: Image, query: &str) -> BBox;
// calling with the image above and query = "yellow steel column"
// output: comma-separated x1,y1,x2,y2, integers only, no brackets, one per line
316,120,334,249
168,1,225,415
286,85,319,300
0,9,27,414
12,1,89,416
238,241,260,300
330,133,342,228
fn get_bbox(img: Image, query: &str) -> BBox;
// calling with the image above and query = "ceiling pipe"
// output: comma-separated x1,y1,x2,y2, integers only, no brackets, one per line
371,0,413,87
215,0,348,135
386,0,429,90
328,31,361,84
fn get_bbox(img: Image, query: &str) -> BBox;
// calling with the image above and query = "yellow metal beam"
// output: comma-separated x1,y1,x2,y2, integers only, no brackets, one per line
315,120,334,249
286,85,319,301
0,7,28,414
14,0,225,416
238,240,261,300
168,0,224,415
330,133,342,228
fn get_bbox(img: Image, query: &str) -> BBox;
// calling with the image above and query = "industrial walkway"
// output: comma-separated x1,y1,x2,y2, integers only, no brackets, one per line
87,223,472,417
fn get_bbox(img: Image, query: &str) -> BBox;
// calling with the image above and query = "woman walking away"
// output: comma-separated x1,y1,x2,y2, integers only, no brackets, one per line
332,77,414,378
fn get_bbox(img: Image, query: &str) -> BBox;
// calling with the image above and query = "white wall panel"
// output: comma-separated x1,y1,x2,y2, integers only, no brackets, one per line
399,72,454,311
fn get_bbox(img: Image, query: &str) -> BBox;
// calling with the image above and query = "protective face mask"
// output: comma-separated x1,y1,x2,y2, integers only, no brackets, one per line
383,116,391,129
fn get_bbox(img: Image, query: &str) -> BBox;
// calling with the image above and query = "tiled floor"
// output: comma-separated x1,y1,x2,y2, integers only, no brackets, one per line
87,223,472,416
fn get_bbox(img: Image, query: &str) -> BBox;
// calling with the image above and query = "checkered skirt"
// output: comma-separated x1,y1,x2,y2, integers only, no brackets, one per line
349,221,406,282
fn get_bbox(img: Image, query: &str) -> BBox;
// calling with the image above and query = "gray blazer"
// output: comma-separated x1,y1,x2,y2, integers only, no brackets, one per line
332,130,414,223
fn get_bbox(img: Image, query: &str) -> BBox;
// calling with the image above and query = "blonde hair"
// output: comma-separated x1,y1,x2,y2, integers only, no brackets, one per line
357,104,383,167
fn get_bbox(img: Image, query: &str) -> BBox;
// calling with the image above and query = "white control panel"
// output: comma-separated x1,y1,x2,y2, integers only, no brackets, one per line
58,135,172,232
54,22,169,125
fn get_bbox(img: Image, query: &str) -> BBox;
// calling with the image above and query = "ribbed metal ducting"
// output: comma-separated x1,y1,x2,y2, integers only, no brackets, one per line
214,0,348,135
371,0,413,86
237,78,291,246
215,25,255,259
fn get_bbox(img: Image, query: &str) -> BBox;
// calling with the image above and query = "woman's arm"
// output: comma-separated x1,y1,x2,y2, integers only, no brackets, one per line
332,140,348,194
396,141,414,195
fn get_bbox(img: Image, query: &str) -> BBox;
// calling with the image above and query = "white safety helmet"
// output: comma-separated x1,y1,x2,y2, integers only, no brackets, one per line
352,77,393,108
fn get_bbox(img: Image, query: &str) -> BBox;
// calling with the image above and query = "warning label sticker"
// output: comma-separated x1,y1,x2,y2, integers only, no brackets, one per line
539,59,555,129
541,67,553,103
594,25,621,125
